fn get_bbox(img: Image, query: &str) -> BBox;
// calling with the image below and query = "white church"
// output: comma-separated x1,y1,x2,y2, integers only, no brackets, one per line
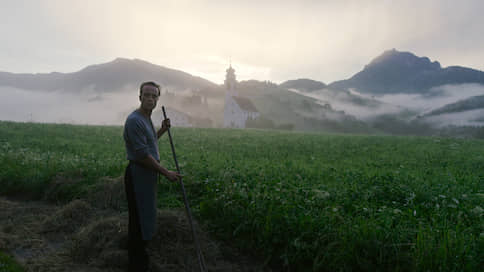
223,65,259,128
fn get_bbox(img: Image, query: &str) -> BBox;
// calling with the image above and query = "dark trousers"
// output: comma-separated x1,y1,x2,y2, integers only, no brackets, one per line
124,164,149,271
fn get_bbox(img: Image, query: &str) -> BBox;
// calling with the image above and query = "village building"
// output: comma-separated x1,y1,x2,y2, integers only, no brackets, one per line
154,107,192,127
223,65,259,128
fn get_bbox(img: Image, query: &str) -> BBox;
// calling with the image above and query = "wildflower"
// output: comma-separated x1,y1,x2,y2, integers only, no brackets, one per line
471,206,483,216
313,189,330,200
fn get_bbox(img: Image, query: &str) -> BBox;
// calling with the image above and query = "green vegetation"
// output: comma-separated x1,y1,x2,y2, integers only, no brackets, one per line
0,251,24,272
0,121,482,271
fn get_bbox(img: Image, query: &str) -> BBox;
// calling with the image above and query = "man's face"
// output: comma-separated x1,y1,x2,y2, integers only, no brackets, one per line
139,85,159,111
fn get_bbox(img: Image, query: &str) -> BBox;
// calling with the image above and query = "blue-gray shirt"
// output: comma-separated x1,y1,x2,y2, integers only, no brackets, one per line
124,110,160,163
123,110,159,240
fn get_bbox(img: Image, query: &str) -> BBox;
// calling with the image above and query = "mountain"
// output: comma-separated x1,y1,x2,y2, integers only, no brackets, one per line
329,49,484,94
0,58,220,94
279,79,326,92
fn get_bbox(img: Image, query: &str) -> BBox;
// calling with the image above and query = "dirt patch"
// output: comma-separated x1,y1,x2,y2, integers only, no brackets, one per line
0,177,268,271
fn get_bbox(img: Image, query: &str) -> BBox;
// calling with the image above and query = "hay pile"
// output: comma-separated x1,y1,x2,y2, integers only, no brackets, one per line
0,176,266,271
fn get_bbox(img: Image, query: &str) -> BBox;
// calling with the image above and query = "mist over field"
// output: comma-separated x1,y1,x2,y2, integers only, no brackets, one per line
378,84,484,112
3,82,484,130
0,85,226,127
0,87,139,125
287,87,400,120
286,83,484,127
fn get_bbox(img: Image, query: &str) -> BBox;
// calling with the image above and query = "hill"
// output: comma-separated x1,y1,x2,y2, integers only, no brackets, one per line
237,80,371,132
0,58,221,95
422,95,484,117
279,78,326,92
329,49,484,94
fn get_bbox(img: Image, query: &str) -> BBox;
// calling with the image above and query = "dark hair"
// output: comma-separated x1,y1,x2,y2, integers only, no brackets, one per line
139,81,161,96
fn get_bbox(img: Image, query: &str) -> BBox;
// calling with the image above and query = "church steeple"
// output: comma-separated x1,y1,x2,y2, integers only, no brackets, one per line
224,64,237,92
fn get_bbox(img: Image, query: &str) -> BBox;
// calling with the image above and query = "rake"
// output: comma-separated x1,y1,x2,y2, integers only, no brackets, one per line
162,106,207,272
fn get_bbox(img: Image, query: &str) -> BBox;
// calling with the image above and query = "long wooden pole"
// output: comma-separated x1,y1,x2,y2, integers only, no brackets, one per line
162,106,207,272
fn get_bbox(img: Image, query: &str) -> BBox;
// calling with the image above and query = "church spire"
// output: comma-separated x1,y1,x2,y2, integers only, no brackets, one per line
224,62,236,92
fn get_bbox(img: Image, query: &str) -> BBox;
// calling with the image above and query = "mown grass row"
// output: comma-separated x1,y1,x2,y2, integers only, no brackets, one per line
0,121,482,271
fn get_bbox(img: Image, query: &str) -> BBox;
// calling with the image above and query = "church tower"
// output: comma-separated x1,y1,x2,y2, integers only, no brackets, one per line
224,64,237,96
223,63,260,128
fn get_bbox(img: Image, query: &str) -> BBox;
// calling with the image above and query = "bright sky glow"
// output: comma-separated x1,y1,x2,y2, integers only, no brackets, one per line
1,0,483,84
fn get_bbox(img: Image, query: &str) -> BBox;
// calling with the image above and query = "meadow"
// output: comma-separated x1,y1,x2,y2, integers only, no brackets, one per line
0,121,482,271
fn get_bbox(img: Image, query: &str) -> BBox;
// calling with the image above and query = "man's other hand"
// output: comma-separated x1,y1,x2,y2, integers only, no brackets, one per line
165,170,182,182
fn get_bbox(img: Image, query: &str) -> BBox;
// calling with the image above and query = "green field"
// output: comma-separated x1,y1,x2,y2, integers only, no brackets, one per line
0,121,482,271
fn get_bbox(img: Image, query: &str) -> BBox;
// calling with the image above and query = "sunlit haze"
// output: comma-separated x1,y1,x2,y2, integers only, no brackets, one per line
2,0,484,84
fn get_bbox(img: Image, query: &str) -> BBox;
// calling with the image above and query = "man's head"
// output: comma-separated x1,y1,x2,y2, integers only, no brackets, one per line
139,81,160,111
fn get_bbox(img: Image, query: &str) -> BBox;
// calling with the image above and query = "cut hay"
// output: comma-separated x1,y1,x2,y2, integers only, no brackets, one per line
70,216,127,265
86,176,126,210
1,182,266,271
41,200,93,234
42,174,83,202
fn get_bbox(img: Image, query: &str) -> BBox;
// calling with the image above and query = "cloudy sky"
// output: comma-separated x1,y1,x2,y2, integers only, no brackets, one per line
2,0,483,84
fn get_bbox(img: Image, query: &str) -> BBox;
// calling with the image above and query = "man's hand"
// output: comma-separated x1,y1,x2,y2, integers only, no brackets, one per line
161,118,171,131
165,170,182,182
157,118,171,139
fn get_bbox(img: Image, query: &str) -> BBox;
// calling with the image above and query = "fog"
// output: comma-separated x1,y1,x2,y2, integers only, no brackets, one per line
2,83,484,129
424,108,484,127
0,87,225,127
287,88,404,120
0,87,139,125
286,83,484,127
376,84,484,114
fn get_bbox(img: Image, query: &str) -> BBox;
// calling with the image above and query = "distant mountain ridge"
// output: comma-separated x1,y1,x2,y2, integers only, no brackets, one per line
329,49,484,94
0,58,219,93
2,51,483,97
279,79,326,92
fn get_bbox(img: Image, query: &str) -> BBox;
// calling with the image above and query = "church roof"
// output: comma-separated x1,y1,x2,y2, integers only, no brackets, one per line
233,96,258,112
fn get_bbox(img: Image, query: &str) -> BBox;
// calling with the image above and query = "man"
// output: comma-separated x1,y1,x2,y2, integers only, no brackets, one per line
123,81,181,271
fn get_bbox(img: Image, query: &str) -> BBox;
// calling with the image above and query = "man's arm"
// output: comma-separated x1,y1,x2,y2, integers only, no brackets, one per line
138,154,181,181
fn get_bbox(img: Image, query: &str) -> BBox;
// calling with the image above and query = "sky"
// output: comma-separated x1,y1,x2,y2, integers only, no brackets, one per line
2,0,484,84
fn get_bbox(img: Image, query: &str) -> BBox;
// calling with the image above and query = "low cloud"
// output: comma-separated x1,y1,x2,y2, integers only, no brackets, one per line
0,87,139,125
376,84,484,113
288,88,405,121
0,87,224,127
287,83,484,127
423,109,484,127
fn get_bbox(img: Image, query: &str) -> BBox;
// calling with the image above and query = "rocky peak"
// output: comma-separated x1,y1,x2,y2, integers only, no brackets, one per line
364,49,441,72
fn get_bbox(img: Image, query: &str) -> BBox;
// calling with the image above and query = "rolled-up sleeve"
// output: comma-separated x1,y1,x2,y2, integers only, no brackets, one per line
124,118,150,161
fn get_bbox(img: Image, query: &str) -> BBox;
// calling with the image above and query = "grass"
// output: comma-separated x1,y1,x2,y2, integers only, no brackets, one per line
0,121,482,271
0,251,24,272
